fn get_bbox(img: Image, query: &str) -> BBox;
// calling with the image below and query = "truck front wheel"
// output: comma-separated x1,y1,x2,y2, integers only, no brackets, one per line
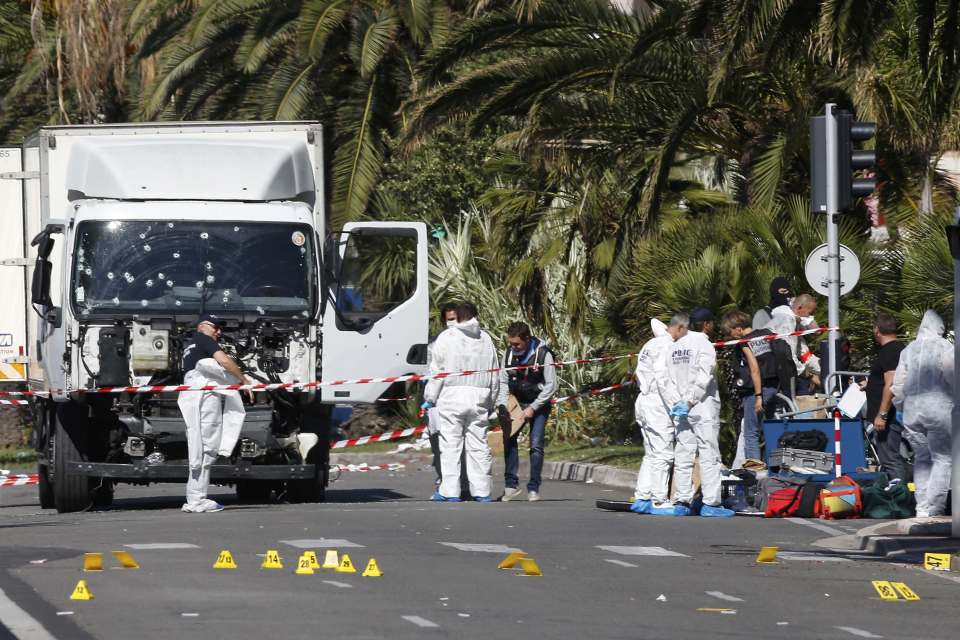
52,401,92,513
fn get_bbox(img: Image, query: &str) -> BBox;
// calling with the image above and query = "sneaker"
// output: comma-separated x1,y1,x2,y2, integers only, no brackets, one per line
527,490,541,502
700,504,736,518
474,496,493,503
630,499,652,514
431,492,461,502
501,487,522,502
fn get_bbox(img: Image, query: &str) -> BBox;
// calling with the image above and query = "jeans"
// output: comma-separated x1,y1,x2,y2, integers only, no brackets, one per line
504,404,550,492
740,387,779,461
871,420,909,483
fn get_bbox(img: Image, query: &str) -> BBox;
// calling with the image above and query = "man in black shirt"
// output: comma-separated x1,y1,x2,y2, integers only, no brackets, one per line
865,313,908,483
178,314,252,513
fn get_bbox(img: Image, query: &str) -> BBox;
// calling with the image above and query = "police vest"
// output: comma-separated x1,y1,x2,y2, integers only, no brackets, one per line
505,341,551,403
736,329,781,394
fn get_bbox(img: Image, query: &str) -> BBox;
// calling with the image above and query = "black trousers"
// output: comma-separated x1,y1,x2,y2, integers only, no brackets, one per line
871,421,910,483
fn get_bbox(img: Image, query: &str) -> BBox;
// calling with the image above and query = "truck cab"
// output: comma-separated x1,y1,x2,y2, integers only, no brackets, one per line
0,122,428,512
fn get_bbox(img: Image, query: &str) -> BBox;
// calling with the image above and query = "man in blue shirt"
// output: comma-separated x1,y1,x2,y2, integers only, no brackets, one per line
496,322,557,502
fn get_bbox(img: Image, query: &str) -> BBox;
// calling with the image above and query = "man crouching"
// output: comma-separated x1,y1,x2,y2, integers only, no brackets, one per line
178,314,253,513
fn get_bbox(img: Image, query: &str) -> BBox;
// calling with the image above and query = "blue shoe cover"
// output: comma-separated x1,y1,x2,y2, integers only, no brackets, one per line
474,496,493,502
650,502,687,516
630,499,652,514
431,492,462,502
700,504,735,518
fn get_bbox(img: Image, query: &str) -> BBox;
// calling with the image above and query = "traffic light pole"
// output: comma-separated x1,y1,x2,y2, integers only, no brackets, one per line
949,207,960,537
824,103,841,397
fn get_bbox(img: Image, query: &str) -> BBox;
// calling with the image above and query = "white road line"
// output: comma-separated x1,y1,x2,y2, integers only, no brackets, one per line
603,559,638,568
595,545,689,557
282,539,364,549
785,518,848,536
779,552,851,562
439,543,522,553
181,613,199,618
705,591,744,602
55,612,73,617
402,615,439,629
0,586,57,640
834,626,883,638
322,581,353,589
124,543,200,550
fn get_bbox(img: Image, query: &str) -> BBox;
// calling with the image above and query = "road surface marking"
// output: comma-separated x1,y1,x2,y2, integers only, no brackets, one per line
181,613,199,617
604,559,638,568
124,543,200,550
784,518,847,536
595,545,689,557
439,543,523,553
706,591,744,602
835,626,883,638
323,581,353,589
0,586,57,640
779,552,850,562
402,615,439,628
282,539,364,549
56,612,74,616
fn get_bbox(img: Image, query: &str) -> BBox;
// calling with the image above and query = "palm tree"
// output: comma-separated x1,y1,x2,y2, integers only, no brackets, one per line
139,0,460,227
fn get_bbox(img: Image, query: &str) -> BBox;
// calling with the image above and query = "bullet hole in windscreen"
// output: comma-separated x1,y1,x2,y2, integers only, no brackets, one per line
107,272,115,280
143,245,151,252
111,297,120,305
140,300,148,307
200,232,209,240
146,279,154,288
173,252,180,259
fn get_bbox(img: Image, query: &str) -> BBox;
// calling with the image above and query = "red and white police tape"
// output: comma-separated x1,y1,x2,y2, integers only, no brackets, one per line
0,474,38,488
335,463,406,473
0,326,835,400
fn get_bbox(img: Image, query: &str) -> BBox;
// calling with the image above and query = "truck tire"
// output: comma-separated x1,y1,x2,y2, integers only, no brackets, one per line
37,462,55,509
288,446,328,503
52,401,92,513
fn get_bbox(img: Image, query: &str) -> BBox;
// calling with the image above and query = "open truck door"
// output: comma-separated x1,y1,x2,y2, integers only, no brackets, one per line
320,221,429,403
0,147,28,385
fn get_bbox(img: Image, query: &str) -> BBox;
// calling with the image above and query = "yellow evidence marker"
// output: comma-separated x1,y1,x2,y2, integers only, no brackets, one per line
83,553,104,572
924,553,951,571
322,550,339,569
871,580,900,601
304,551,321,570
70,580,94,601
336,554,357,574
295,554,315,575
111,550,140,569
518,558,542,577
890,582,920,601
498,552,528,570
755,547,778,564
213,550,238,569
362,558,383,577
261,550,283,570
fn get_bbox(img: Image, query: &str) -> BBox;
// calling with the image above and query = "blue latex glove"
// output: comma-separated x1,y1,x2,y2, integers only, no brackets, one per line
421,401,434,411
670,401,689,418
895,410,904,425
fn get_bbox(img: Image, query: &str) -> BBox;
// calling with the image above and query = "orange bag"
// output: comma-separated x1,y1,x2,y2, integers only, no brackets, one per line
815,475,862,519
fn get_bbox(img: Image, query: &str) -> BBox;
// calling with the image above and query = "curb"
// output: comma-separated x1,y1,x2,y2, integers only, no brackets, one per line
813,520,960,559
540,460,635,490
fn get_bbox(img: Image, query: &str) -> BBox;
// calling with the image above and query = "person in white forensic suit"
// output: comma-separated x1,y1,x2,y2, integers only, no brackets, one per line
178,315,253,513
663,308,735,518
631,316,687,514
422,303,500,502
892,310,955,517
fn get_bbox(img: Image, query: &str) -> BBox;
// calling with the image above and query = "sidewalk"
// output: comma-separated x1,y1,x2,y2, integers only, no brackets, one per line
813,517,960,560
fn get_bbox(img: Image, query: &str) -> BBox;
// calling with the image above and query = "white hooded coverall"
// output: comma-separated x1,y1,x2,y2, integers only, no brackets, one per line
663,330,723,506
892,310,955,517
423,318,500,499
177,358,245,507
634,319,675,503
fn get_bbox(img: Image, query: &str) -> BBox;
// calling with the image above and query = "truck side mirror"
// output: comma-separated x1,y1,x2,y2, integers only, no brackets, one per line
31,258,52,307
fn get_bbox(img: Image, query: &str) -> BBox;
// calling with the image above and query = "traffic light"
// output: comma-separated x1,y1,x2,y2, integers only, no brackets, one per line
834,110,876,212
809,106,876,214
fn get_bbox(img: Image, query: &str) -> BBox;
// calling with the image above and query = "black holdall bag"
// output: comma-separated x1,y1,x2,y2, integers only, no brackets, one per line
777,429,829,452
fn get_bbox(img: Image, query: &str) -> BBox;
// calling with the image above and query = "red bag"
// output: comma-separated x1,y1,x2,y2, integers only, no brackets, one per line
815,476,863,519
764,487,804,518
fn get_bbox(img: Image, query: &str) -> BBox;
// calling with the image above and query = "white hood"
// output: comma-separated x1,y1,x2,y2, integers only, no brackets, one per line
651,318,668,338
917,309,945,339
452,317,483,340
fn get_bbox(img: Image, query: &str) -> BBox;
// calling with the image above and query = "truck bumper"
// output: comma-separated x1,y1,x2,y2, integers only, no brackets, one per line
68,461,316,481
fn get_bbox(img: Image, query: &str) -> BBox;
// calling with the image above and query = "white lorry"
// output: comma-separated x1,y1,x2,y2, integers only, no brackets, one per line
0,122,429,512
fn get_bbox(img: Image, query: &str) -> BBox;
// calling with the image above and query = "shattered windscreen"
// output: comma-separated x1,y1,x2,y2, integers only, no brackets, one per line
71,220,316,317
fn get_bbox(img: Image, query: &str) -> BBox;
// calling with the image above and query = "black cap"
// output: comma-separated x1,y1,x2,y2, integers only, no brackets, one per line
689,307,715,324
197,313,224,327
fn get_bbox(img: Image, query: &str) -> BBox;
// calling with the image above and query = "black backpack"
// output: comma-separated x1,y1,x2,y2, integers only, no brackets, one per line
777,429,828,452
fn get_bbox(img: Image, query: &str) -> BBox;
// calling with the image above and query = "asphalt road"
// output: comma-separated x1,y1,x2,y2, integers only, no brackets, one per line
1,455,958,640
